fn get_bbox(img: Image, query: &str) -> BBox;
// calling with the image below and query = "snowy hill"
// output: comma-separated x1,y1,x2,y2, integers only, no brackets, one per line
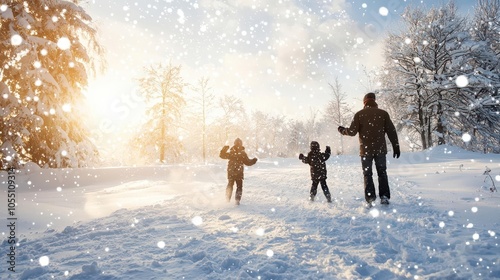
1,146,499,279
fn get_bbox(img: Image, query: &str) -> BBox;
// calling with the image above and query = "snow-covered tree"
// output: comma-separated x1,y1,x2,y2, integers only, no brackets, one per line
190,77,215,163
268,115,289,157
382,2,473,150
134,63,187,163
324,77,352,154
465,0,500,152
217,94,247,143
250,110,269,157
287,120,307,155
244,111,289,158
0,0,103,168
303,108,320,149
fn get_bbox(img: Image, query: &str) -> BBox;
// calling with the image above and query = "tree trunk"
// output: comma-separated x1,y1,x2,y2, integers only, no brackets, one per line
427,116,433,149
436,100,446,145
160,88,166,163
202,92,206,164
418,102,427,150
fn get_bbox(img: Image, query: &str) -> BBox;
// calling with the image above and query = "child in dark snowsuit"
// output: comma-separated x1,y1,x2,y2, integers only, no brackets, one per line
299,141,332,202
219,138,258,205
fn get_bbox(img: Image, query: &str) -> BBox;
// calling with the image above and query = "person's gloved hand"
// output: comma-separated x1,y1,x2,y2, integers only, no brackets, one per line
338,126,346,134
251,158,258,164
325,146,331,154
299,153,304,160
393,145,400,159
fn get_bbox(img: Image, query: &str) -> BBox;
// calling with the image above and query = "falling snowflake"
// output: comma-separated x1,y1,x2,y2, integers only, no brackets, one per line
62,104,72,112
266,249,274,257
462,133,471,142
256,228,265,236
177,9,185,24
472,233,479,240
57,37,71,50
379,7,389,16
455,75,469,87
39,256,50,266
157,241,166,249
369,208,380,218
11,34,23,46
192,216,203,226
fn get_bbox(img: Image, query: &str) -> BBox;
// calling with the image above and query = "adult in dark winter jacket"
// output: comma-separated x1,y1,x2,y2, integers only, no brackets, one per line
299,141,332,203
219,138,258,205
337,92,400,206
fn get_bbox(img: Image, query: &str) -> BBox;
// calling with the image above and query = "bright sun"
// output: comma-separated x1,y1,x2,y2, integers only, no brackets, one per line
83,76,146,135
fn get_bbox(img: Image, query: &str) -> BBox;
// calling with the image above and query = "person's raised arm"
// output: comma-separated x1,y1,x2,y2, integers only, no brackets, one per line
219,146,230,159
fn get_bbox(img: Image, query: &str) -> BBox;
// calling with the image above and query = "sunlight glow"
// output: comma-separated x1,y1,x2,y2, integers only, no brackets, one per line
82,80,146,133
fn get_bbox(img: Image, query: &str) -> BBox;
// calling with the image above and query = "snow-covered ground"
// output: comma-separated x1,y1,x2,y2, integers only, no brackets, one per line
1,145,499,279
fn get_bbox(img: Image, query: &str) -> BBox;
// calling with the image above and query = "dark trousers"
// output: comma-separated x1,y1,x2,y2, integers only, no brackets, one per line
226,179,243,202
310,179,331,200
361,154,390,202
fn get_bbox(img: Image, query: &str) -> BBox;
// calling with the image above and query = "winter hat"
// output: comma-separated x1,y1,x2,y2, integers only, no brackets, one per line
234,138,243,147
363,92,376,105
310,141,320,151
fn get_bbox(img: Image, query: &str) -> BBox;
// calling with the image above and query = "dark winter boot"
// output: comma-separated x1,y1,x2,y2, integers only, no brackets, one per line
326,195,332,203
226,180,234,202
380,196,389,205
309,195,315,202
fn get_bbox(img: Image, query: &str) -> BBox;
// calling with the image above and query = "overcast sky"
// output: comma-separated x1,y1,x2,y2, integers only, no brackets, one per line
81,0,476,127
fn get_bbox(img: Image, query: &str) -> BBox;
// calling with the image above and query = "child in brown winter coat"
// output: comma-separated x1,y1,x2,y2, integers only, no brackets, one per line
219,138,258,205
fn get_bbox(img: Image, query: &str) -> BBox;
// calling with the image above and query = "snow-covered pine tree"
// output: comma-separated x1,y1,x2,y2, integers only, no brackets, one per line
0,0,102,168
